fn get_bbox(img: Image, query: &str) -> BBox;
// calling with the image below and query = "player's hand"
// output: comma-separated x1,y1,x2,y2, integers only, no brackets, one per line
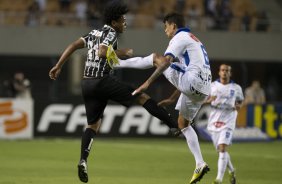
158,99,174,107
132,81,149,95
49,65,61,80
205,96,216,104
234,102,241,111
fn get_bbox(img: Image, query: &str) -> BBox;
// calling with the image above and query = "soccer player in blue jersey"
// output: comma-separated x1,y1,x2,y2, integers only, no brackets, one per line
110,13,211,184
206,64,243,184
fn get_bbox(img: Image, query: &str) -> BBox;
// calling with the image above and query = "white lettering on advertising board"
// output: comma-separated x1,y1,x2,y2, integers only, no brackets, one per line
37,104,169,135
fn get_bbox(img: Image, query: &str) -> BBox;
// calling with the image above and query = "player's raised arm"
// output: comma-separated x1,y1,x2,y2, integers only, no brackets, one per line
49,38,85,80
204,95,217,104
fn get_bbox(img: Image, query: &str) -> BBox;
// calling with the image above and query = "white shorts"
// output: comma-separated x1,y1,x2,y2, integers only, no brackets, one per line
175,93,206,121
163,63,208,121
210,128,233,150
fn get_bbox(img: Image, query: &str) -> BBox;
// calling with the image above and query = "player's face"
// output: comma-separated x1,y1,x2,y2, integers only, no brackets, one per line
219,64,231,80
113,15,127,33
164,21,176,39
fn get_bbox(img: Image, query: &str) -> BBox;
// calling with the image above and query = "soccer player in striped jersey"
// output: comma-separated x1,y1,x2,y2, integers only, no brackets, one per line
113,13,212,184
206,64,244,184
49,1,179,183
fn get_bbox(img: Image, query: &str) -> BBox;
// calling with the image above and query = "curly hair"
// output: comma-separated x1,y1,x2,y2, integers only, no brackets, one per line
103,0,129,25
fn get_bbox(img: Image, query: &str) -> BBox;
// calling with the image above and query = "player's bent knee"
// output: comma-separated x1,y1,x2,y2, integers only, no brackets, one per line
178,115,190,129
136,93,150,105
87,120,101,132
218,144,228,152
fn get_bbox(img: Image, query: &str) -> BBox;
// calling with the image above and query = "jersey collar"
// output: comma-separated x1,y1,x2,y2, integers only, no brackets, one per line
175,27,191,35
216,78,234,84
104,24,115,31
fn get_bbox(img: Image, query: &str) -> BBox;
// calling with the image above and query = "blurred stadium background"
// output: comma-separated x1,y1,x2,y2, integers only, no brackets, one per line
0,0,282,183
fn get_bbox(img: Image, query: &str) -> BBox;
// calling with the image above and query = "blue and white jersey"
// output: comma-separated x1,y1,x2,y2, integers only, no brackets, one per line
207,80,244,132
164,28,211,95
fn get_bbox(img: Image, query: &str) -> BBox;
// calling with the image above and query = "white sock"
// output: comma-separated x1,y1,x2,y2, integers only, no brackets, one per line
216,152,228,181
226,152,235,172
116,54,154,69
182,126,204,167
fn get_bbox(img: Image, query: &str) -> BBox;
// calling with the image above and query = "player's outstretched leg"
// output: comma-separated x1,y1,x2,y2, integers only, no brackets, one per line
78,160,88,183
189,163,210,184
229,170,236,184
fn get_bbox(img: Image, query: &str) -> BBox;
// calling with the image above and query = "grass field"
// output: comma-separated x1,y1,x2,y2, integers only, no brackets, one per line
0,138,281,184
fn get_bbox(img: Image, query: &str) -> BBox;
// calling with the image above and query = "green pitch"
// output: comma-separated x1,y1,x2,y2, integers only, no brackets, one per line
0,138,281,184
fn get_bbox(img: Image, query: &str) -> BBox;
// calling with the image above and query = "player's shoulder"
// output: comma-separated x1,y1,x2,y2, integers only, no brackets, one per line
98,25,116,35
211,80,220,89
211,80,220,85
168,35,182,48
230,81,242,90
173,30,190,41
87,27,104,37
230,80,240,86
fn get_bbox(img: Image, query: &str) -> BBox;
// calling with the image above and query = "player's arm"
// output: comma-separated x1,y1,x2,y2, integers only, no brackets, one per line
235,85,245,110
115,48,133,59
98,45,108,58
204,95,216,104
132,54,172,95
99,45,133,59
99,30,133,59
260,90,266,104
158,89,181,107
49,38,85,80
101,46,132,59
235,100,243,111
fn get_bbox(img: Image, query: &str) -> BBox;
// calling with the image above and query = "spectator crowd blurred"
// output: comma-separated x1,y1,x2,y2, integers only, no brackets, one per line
1,72,32,99
0,0,273,32
244,80,266,105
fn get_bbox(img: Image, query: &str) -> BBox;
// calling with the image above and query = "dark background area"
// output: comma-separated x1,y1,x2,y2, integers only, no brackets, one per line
0,55,281,103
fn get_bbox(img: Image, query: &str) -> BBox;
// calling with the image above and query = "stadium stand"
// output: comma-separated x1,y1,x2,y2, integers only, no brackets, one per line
0,0,280,31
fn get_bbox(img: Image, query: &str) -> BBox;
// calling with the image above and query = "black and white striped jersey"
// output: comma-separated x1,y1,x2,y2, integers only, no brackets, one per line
81,24,118,78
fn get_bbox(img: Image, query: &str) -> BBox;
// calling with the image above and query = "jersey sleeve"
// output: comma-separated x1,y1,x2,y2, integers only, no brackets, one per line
164,36,186,58
236,84,244,102
101,29,117,47
210,82,217,96
80,34,89,47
